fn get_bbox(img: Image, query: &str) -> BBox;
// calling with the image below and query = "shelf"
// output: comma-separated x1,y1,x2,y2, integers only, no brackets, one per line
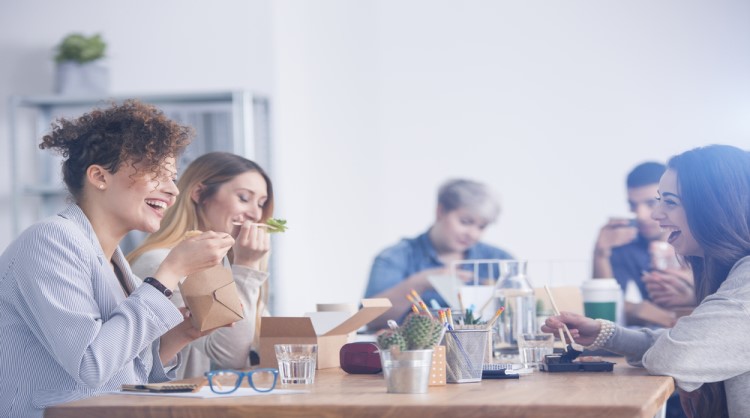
8,91,271,239
11,91,244,107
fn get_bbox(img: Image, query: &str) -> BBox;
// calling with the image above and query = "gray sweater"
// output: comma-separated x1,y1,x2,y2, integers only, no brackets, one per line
603,256,750,417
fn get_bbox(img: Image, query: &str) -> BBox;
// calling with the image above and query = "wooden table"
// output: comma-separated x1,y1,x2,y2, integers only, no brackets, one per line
45,359,674,418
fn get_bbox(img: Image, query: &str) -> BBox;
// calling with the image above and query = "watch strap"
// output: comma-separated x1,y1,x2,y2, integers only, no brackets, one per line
143,277,173,298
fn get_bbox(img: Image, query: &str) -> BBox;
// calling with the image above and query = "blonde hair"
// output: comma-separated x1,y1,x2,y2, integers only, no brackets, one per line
127,152,274,344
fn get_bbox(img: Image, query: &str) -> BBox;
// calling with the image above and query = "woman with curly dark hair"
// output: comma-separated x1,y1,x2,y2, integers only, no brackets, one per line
0,100,235,417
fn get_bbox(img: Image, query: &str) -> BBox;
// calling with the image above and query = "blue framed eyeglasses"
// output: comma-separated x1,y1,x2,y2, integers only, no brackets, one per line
205,368,278,394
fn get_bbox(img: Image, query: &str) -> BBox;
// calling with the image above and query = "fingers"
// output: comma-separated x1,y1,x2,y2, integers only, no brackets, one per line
256,226,270,252
235,220,253,245
598,224,638,248
235,222,270,251
542,314,568,329
185,230,231,241
186,231,234,255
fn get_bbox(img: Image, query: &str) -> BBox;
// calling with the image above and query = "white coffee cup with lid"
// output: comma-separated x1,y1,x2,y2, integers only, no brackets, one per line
581,278,623,325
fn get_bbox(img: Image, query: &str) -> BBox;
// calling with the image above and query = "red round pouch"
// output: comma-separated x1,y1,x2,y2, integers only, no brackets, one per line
339,342,382,374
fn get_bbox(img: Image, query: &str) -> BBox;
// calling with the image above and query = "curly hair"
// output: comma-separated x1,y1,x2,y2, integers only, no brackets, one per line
39,99,193,200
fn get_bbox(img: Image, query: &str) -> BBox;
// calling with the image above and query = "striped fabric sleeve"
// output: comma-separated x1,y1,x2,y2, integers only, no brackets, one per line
13,221,183,388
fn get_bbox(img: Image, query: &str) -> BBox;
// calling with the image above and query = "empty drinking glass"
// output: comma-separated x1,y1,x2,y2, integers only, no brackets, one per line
517,333,554,369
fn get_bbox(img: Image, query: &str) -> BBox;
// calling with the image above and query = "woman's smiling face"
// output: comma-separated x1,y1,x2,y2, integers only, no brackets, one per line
197,170,268,234
651,169,704,258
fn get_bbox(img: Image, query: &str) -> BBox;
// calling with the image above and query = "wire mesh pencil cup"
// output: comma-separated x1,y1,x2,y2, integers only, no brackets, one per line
444,328,489,383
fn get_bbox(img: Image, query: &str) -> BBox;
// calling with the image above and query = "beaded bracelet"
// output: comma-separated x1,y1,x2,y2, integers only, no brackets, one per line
584,319,616,351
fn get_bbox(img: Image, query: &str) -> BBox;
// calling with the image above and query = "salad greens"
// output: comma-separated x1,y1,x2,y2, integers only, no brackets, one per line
265,218,288,233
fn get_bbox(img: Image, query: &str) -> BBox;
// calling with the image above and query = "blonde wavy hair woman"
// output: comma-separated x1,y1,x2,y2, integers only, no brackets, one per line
128,151,274,378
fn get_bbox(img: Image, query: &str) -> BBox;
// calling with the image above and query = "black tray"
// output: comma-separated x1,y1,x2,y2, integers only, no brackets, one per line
540,354,614,372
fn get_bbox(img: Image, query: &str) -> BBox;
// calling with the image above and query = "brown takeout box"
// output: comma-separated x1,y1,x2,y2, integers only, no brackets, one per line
259,298,391,369
178,265,244,331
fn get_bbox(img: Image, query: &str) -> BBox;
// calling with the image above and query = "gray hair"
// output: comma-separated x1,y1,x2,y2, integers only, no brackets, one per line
437,179,501,223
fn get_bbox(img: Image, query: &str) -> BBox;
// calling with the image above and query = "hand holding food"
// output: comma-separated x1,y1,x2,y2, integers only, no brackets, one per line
642,269,696,308
155,231,234,288
232,221,271,269
159,307,234,363
594,217,638,258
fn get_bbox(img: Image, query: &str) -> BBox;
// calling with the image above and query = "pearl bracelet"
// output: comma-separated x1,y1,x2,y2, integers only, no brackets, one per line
585,319,615,351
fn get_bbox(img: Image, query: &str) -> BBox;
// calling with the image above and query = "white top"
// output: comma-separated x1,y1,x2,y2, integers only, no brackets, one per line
131,249,268,379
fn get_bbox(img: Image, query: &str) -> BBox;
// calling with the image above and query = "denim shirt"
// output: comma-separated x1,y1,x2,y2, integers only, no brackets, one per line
364,229,513,317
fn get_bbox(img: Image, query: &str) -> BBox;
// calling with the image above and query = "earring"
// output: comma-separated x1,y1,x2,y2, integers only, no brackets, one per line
99,184,105,190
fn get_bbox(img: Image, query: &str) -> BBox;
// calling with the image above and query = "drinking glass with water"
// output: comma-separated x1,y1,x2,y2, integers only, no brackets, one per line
274,344,318,384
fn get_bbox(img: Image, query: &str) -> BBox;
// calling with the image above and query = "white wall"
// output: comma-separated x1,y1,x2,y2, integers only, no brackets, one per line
0,0,273,246
270,0,750,315
2,1,749,318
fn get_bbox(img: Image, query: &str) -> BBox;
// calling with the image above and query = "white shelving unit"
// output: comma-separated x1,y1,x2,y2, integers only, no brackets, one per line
8,91,271,244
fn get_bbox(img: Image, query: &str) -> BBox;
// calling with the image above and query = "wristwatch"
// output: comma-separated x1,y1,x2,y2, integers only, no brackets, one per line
143,277,173,298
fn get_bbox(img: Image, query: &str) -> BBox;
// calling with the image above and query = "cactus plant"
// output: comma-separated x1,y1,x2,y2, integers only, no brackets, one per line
377,314,445,352
377,330,407,352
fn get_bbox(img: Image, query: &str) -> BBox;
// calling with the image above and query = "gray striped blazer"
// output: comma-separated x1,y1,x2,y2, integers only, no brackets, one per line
0,205,184,418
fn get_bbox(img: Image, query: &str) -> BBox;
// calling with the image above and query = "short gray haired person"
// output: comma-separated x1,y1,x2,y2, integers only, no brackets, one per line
365,178,513,330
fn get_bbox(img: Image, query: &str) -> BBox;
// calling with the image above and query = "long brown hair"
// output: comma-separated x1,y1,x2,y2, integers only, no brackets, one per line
668,145,750,418
128,152,274,343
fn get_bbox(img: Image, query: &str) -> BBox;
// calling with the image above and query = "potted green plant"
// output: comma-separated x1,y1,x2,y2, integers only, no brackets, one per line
377,314,444,393
54,33,109,95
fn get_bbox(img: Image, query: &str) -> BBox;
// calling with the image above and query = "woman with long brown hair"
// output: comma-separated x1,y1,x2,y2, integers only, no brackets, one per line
544,144,750,417
128,151,274,378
